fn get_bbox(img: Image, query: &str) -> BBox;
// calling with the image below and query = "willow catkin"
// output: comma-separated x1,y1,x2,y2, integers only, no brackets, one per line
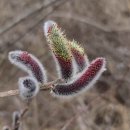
18,76,39,100
44,20,74,81
51,58,106,97
70,40,89,72
8,50,47,83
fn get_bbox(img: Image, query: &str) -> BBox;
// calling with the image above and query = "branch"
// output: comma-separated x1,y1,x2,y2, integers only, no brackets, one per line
0,79,62,98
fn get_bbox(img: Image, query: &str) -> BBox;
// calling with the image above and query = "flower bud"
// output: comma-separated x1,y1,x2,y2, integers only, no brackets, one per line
70,40,89,72
12,111,21,130
18,76,39,100
51,58,106,97
44,20,74,80
8,50,47,83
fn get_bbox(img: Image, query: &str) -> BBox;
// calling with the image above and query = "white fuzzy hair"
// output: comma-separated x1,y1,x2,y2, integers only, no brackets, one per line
8,50,47,83
18,76,40,100
51,57,106,98
43,20,56,37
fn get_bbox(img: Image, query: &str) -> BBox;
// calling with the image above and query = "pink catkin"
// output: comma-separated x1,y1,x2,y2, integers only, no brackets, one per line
9,51,46,83
71,48,87,72
19,52,45,83
44,21,74,80
55,55,73,80
52,58,106,96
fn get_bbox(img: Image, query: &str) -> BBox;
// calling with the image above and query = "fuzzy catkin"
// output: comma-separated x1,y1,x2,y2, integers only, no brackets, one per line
12,111,21,130
8,50,47,83
70,40,89,72
18,76,39,100
51,58,106,97
44,21,74,81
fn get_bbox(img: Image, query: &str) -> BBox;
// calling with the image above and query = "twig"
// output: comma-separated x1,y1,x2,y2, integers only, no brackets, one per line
0,89,19,98
61,116,75,130
20,107,29,118
0,79,62,98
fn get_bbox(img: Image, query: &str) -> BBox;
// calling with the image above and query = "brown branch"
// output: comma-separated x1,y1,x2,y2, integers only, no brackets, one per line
0,79,62,98
0,89,19,98
20,107,29,118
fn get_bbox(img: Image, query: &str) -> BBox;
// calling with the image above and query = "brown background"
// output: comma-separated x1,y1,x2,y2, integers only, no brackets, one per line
0,0,130,130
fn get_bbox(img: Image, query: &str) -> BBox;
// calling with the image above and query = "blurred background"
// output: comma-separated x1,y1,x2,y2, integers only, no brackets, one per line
0,0,130,130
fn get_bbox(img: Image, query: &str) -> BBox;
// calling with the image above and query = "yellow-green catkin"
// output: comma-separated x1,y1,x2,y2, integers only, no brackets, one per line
47,24,72,61
69,40,89,72
45,21,74,80
70,40,85,56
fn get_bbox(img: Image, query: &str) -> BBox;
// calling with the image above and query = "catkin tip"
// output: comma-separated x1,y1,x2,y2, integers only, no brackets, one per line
18,76,39,100
43,20,56,36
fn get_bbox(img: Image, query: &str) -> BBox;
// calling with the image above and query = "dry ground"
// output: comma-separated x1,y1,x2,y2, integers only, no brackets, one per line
0,0,130,130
